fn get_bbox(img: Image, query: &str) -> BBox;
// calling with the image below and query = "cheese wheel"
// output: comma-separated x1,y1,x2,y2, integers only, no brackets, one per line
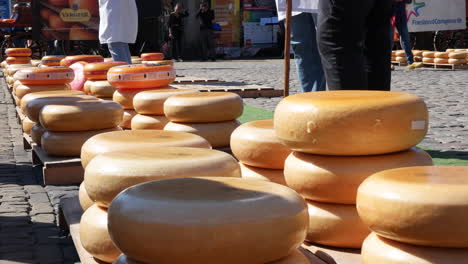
6,57,31,65
60,55,104,67
20,90,85,113
164,92,243,123
80,130,211,168
120,109,136,129
14,67,74,85
357,166,468,247
85,147,240,207
284,148,433,204
41,55,66,67
434,58,448,64
6,65,31,77
80,204,121,263
362,233,468,264
422,57,434,63
391,50,396,56
113,88,149,109
414,56,422,62
104,57,113,62
39,100,123,132
142,60,174,66
395,50,406,57
22,117,36,135
31,60,41,67
25,95,96,123
422,51,435,58
231,120,291,169
240,163,286,185
15,84,70,99
448,58,466,64
79,182,93,211
395,56,407,62
306,201,370,248
448,52,467,59
140,53,164,61
6,76,15,85
446,48,455,52
30,124,46,145
133,88,198,115
130,114,168,130
107,177,308,264
83,80,94,94
390,56,396,62
274,91,428,156
89,80,117,98
69,61,87,91
412,50,423,56
164,120,240,148
131,58,142,64
83,61,127,80
5,48,32,57
434,51,449,58
42,127,122,156
108,64,176,89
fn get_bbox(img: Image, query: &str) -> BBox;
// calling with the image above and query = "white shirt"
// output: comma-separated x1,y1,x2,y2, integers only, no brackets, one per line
98,0,138,44
275,0,319,21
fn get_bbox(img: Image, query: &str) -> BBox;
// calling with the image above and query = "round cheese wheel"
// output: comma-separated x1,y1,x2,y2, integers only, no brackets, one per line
140,53,164,61
84,61,126,80
391,51,396,56
6,64,31,76
0,61,6,68
414,56,423,62
357,166,468,247
113,88,150,109
15,84,70,99
240,163,286,185
79,182,94,211
231,120,291,169
83,80,94,94
274,91,428,156
14,67,74,85
22,117,36,135
6,76,15,85
284,148,433,204
107,177,308,264
422,51,435,58
448,58,466,64
20,90,85,113
39,100,123,132
434,58,448,64
395,50,406,57
130,114,168,130
446,48,456,52
13,95,20,106
396,56,407,62
120,109,136,129
422,57,434,63
131,58,142,64
85,147,239,207
6,48,32,57
80,130,211,168
104,57,113,62
142,60,174,66
306,200,370,248
412,50,423,57
30,124,46,145
448,52,467,59
434,51,449,58
164,92,243,123
41,55,66,67
108,64,176,89
133,88,198,115
31,60,41,67
80,204,121,263
362,233,468,264
164,120,240,148
69,61,87,91
42,127,122,156
25,95,96,123
6,57,31,65
89,80,117,98
60,55,103,67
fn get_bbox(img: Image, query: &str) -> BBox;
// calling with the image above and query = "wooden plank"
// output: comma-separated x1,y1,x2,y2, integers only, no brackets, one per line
174,76,221,83
23,133,33,150
391,61,408,66
302,243,361,264
423,62,468,70
172,82,283,98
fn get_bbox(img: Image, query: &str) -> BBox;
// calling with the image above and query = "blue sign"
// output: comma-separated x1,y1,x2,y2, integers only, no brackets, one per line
0,0,11,19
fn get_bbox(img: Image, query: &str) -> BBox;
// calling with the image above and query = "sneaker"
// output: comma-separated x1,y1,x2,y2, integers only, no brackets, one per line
407,62,423,70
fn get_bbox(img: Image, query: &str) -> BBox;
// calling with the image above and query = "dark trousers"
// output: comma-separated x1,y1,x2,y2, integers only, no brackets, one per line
200,28,215,60
317,0,392,91
172,31,183,59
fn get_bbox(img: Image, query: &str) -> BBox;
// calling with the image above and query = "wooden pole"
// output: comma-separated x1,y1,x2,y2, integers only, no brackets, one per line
283,0,292,97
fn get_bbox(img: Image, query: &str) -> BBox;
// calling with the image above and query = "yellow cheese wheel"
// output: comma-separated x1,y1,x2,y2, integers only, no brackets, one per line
14,95,20,106
131,58,142,64
42,127,122,156
107,177,308,264
395,50,406,57
89,80,118,98
284,148,433,204
85,147,240,207
22,117,36,135
446,48,455,52
395,56,407,62
13,80,23,90
30,124,46,145
434,58,448,64
79,182,94,211
80,130,211,168
120,109,136,129
15,84,70,99
113,88,149,109
164,120,240,148
80,204,121,263
164,92,243,123
83,80,93,94
6,76,15,85
362,233,468,264
390,56,396,62
240,163,286,185
39,100,123,132
5,64,31,76
412,50,423,56
391,50,396,56
448,58,466,64
130,114,169,130
306,201,370,249
448,52,467,59
434,51,449,58
274,91,428,156
357,166,468,247
414,56,422,62
133,88,198,115
231,120,291,169
422,51,435,58
25,95,96,123
422,57,434,63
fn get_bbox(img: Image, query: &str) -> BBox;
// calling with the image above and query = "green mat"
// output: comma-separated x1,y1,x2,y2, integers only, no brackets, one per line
240,105,468,166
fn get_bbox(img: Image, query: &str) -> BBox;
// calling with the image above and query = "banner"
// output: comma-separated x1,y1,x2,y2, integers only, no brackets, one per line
211,0,241,47
0,0,11,19
407,0,466,32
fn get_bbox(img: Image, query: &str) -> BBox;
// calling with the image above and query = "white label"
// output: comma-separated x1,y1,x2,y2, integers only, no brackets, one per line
411,120,426,130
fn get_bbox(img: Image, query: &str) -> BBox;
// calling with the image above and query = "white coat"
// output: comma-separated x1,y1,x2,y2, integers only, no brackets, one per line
275,0,319,21
98,0,138,44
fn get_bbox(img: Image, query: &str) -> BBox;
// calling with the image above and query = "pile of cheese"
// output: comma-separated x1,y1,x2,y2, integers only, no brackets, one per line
422,49,467,64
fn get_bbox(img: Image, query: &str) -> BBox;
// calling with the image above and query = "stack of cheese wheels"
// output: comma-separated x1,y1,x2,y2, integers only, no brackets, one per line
422,51,435,63
106,177,309,264
131,88,198,130
412,50,424,62
80,147,240,263
275,90,431,249
4,64,31,90
164,92,243,148
60,55,104,67
131,56,142,64
109,64,177,129
37,99,123,156
391,50,396,62
448,51,467,65
434,51,449,64
140,52,164,61
83,61,126,98
5,48,32,67
394,50,407,63
230,120,291,185
358,166,468,263
41,55,66,67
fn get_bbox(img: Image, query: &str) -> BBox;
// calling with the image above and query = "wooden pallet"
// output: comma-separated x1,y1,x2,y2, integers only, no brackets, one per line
23,133,33,150
173,76,221,84
16,106,25,125
422,62,468,70
391,61,408,66
32,145,84,185
172,82,283,98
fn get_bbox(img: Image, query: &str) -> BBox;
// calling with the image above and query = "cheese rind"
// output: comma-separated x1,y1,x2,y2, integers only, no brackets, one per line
79,182,93,211
15,84,70,99
130,114,169,130
120,110,136,129
30,124,46,145
25,95,96,123
20,90,85,113
22,117,36,135
133,88,198,115
240,163,286,185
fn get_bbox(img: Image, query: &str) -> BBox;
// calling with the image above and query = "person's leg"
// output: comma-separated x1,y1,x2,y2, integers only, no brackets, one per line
395,20,414,64
176,33,183,60
208,30,216,60
200,29,208,60
108,42,132,64
291,13,326,92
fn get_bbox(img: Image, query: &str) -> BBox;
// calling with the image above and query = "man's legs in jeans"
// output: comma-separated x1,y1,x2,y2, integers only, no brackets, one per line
108,42,132,64
394,20,414,64
291,13,326,92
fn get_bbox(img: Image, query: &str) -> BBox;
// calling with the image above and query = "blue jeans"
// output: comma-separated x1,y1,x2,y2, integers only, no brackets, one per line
291,13,326,92
107,42,132,64
391,20,413,64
